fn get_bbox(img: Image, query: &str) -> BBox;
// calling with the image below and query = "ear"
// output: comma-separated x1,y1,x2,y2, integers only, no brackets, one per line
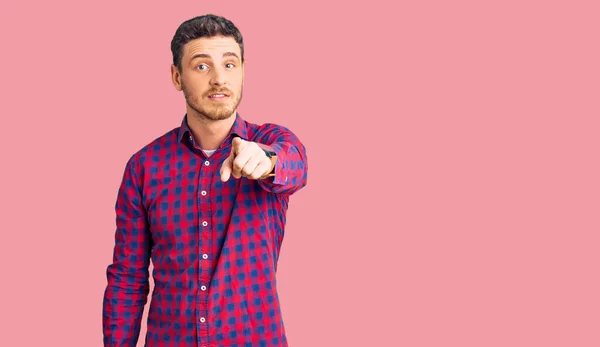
171,64,182,91
241,60,245,83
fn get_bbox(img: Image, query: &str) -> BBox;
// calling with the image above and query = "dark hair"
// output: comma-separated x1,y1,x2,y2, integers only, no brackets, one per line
171,14,244,70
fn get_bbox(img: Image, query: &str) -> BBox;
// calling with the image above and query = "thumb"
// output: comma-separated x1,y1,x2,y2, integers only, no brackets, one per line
220,152,234,182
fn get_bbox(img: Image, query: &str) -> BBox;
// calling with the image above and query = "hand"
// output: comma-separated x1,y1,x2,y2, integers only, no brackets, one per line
220,137,274,182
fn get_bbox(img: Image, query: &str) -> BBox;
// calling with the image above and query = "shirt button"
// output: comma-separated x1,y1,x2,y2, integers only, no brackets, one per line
201,285,207,291
202,254,208,259
202,221,208,227
204,161,210,166
200,317,206,323
201,190,207,196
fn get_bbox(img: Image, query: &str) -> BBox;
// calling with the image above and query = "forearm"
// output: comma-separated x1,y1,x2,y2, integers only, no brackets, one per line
103,263,150,346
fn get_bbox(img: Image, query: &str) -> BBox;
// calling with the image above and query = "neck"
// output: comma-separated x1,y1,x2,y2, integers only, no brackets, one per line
186,110,237,150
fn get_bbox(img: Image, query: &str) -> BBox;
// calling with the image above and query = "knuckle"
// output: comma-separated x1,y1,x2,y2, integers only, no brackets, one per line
233,159,243,170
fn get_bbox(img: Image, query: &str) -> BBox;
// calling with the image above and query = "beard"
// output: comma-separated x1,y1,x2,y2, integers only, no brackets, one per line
181,80,243,122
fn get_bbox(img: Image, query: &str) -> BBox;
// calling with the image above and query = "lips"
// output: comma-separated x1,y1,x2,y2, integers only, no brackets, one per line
208,92,230,99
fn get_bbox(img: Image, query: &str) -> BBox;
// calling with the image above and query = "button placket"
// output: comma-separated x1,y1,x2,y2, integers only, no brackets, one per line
197,151,213,343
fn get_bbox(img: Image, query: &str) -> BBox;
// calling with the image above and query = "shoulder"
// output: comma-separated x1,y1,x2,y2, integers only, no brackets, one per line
124,127,180,174
246,120,299,142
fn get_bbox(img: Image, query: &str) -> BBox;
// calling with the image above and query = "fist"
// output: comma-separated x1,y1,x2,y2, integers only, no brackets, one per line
220,137,275,182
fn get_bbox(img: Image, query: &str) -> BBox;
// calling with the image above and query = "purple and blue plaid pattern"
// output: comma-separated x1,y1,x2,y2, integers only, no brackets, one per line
103,113,308,347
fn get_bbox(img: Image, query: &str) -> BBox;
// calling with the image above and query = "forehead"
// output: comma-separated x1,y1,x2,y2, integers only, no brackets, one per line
183,36,241,59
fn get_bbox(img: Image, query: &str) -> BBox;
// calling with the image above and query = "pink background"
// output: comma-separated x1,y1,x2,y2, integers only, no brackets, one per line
1,0,599,346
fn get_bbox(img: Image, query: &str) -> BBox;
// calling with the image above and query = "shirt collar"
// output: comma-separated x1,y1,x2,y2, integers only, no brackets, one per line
177,112,249,146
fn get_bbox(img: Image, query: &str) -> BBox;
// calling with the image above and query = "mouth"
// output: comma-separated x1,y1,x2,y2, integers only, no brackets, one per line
207,93,230,101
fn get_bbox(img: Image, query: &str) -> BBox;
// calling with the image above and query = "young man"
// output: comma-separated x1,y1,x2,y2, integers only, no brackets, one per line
102,14,308,347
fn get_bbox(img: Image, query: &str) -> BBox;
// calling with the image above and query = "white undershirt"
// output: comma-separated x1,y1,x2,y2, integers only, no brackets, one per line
203,149,217,157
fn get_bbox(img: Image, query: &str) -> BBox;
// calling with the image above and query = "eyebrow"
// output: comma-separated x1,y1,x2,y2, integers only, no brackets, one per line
190,52,240,61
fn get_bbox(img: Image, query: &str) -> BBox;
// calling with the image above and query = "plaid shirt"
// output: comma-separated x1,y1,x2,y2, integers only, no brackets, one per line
103,113,308,347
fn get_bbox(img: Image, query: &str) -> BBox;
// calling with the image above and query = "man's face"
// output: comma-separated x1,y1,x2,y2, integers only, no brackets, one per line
173,35,244,121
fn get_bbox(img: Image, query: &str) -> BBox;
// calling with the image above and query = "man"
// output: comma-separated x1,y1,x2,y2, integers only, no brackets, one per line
102,14,308,347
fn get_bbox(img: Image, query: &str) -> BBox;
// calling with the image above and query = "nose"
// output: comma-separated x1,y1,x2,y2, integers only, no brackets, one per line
210,65,226,86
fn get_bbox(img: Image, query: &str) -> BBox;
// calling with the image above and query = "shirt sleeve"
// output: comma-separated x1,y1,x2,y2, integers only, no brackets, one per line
102,155,152,346
255,123,308,195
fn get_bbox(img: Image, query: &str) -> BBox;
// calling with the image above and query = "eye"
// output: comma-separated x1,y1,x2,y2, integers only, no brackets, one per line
225,63,235,68
196,64,208,71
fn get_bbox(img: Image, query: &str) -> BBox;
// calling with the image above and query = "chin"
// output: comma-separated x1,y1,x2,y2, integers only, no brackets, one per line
188,101,234,121
207,114,233,121
203,108,235,121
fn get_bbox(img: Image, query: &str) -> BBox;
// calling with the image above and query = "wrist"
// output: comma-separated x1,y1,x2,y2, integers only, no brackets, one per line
260,149,277,179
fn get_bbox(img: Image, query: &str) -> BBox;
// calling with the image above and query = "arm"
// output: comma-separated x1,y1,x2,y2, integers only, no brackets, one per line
102,156,152,346
255,124,308,195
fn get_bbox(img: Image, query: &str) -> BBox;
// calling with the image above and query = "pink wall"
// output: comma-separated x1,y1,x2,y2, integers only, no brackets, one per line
1,1,599,346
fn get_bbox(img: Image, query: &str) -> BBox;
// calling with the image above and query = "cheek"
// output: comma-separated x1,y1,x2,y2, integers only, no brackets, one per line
182,79,206,97
234,76,244,91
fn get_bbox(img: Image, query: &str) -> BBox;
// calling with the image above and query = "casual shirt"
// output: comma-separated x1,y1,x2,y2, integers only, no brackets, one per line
103,112,308,346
